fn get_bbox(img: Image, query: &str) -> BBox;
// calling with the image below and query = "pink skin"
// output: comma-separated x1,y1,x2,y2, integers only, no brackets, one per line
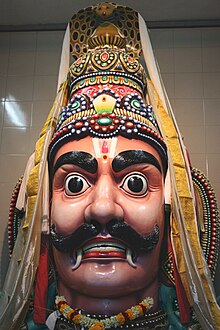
51,136,165,314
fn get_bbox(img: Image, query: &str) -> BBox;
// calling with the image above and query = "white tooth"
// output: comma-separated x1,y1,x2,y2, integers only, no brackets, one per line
126,248,136,268
72,249,82,271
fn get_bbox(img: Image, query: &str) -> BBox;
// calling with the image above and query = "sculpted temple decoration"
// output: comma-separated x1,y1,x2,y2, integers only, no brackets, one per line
1,2,220,330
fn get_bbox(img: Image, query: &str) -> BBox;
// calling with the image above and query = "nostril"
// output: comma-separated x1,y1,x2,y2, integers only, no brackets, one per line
90,220,102,233
89,218,123,236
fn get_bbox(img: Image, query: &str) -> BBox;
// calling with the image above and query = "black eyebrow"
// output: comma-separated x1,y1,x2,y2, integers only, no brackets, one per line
53,151,98,176
112,150,162,173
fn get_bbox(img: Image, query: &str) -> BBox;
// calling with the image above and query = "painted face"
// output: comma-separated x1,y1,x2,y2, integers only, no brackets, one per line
51,135,165,309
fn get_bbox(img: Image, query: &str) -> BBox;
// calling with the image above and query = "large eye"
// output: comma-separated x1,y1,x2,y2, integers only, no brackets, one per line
121,173,148,196
65,174,91,196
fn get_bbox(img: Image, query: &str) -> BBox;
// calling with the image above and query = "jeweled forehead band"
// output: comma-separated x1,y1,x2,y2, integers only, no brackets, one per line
48,89,168,173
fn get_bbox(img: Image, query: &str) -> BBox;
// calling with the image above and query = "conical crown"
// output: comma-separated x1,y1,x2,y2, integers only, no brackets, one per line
49,3,167,174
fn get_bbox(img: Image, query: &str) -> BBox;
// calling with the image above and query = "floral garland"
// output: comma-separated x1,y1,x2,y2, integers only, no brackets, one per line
55,296,154,330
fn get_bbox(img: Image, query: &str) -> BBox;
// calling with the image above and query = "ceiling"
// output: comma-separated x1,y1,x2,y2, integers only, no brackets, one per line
0,0,220,29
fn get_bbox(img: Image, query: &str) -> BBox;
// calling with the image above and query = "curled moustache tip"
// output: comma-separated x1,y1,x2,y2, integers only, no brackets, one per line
72,249,83,271
126,248,136,268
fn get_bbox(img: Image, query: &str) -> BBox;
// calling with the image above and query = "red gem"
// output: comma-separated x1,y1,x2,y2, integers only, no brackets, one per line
126,122,134,128
101,52,109,61
101,127,107,132
90,119,96,125
94,125,100,130
114,119,120,124
75,121,83,128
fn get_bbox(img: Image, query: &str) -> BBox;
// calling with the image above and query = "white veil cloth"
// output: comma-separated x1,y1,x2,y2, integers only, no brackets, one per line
0,3,220,329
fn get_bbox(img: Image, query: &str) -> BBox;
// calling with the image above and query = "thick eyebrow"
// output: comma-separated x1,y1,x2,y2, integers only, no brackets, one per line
112,150,162,173
53,151,98,176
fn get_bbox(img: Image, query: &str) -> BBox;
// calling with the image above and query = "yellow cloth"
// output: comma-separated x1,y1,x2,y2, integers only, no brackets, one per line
148,79,220,328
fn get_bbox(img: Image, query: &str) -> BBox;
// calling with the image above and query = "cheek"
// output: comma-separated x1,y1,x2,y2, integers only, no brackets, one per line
51,193,87,235
122,193,164,235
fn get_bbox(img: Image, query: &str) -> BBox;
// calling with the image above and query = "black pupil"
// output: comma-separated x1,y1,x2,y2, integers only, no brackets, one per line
128,176,143,193
68,177,83,193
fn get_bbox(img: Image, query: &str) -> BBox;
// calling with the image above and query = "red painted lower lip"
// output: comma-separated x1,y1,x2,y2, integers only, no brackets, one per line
82,251,126,259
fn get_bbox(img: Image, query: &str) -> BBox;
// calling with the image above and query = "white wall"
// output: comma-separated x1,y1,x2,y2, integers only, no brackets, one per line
0,27,220,294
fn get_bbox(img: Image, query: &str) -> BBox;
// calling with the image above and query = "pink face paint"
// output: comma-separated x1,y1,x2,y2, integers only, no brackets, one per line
101,140,109,154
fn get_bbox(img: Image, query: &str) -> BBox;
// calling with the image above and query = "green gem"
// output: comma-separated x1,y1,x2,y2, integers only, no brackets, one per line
72,101,80,110
131,99,141,109
97,117,112,126
90,77,96,82
102,76,107,81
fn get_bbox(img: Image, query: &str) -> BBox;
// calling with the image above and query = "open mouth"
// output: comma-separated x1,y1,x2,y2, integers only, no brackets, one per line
71,238,136,270
83,240,126,258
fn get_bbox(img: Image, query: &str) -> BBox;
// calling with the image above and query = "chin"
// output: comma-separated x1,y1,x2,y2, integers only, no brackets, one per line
57,256,159,298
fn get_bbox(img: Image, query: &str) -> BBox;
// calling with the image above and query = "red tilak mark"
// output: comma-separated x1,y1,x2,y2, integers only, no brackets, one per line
102,140,108,153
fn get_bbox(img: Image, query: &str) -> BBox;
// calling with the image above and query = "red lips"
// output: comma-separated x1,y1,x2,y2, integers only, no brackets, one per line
81,237,127,259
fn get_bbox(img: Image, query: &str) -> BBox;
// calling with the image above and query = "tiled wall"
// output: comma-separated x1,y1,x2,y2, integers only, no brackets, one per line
0,28,220,294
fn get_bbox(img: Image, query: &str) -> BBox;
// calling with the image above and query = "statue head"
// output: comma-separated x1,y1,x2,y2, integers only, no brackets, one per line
2,3,219,330
48,15,168,313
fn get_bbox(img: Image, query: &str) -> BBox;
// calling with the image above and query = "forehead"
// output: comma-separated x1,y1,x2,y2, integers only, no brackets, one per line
54,135,162,168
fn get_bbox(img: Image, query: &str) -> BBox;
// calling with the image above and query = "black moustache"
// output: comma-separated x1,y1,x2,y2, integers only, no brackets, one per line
107,220,160,252
50,223,101,253
50,220,160,254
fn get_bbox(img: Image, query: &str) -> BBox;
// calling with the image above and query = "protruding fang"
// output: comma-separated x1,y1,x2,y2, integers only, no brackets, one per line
126,248,136,268
72,249,82,270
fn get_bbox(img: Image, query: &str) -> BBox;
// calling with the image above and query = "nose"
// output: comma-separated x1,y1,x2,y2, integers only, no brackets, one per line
85,174,123,227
